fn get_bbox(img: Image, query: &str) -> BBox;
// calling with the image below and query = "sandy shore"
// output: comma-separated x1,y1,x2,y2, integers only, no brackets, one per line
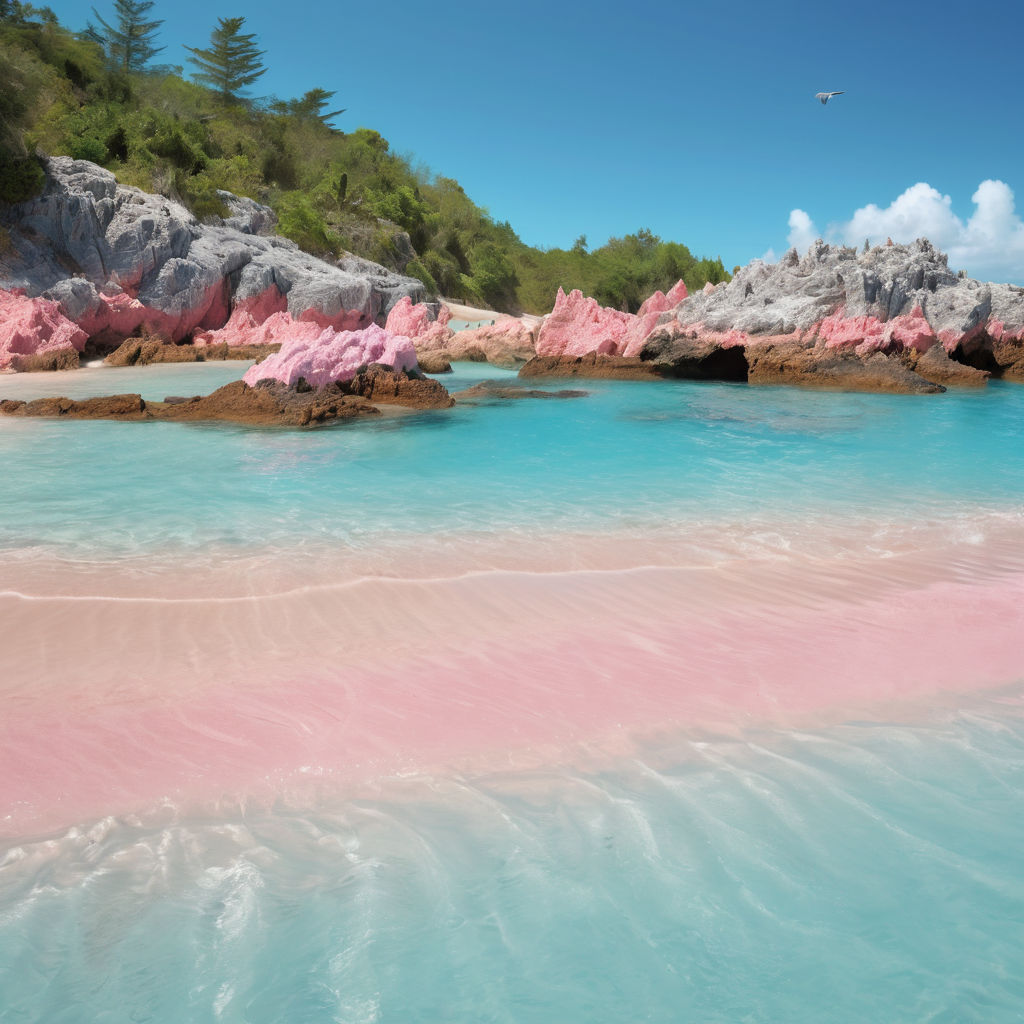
440,299,543,328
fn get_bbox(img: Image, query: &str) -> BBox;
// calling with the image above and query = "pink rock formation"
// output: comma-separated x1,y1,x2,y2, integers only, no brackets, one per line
817,305,937,356
0,289,87,370
74,282,232,344
429,317,538,368
384,296,455,348
637,279,689,317
242,322,418,389
536,281,688,360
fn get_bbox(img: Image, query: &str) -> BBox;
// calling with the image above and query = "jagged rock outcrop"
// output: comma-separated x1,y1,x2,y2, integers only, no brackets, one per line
0,289,87,370
384,295,455,348
650,240,1024,385
536,280,688,360
0,157,426,368
522,241,1024,393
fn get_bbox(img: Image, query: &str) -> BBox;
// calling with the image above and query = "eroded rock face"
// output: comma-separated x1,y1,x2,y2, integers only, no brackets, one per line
657,240,1024,373
519,352,666,381
0,157,426,364
524,242,1024,393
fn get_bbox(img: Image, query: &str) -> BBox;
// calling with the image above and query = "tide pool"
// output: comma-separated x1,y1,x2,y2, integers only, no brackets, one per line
1,362,1023,1022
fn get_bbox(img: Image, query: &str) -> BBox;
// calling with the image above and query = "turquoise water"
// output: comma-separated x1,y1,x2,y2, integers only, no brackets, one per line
2,362,1023,560
3,703,1024,1022
2,362,1024,1022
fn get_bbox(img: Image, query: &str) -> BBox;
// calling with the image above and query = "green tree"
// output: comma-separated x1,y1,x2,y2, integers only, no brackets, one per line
89,0,163,71
270,87,345,127
184,16,265,104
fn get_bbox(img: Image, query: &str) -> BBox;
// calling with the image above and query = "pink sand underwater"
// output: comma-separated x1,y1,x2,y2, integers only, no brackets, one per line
3,528,1023,837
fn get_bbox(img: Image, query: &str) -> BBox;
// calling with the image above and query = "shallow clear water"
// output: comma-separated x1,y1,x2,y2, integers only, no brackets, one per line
2,362,1023,561
2,363,1023,1022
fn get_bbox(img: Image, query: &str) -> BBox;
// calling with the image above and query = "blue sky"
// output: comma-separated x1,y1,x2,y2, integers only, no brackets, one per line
50,0,1024,281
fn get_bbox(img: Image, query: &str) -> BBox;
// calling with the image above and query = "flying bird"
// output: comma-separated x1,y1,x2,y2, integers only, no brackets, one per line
816,91,844,105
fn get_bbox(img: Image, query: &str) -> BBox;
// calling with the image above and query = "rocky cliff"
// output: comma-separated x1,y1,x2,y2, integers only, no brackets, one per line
521,240,1024,392
0,157,425,369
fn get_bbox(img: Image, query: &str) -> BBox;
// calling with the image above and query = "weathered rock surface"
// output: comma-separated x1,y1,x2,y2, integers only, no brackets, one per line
0,369,454,426
0,157,426,364
416,352,452,374
743,342,944,393
0,393,150,419
104,337,279,367
519,352,667,381
344,364,455,409
650,240,1024,387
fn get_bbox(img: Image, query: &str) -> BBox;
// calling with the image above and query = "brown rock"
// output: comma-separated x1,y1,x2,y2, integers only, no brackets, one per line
417,351,453,374
105,339,281,367
8,349,81,372
642,324,749,381
345,364,455,409
908,345,989,387
0,394,149,418
452,381,588,402
155,380,380,426
519,353,666,381
746,342,944,393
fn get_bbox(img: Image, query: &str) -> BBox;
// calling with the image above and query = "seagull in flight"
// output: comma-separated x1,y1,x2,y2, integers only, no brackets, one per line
815,91,844,105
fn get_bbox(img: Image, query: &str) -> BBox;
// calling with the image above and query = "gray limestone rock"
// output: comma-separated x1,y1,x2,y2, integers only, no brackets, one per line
0,157,425,340
664,239,1024,343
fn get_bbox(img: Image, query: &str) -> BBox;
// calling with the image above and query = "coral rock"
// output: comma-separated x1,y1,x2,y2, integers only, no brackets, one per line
242,322,419,390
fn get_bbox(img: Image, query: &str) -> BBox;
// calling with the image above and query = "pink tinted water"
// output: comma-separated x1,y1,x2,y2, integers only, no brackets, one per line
3,526,1023,837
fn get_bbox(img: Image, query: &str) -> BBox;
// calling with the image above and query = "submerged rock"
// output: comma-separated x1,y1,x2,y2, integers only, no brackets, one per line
0,368,454,427
451,380,588,402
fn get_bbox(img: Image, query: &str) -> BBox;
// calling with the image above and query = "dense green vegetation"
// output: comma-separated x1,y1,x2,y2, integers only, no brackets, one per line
0,3,730,313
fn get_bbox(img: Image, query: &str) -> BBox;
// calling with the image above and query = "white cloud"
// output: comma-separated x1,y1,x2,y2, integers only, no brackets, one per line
782,181,1024,284
786,208,818,253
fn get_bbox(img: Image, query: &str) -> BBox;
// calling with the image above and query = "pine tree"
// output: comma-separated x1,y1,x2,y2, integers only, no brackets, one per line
90,0,164,72
185,17,266,104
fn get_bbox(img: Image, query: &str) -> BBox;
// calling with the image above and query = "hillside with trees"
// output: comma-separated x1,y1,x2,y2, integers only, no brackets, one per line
0,1,730,314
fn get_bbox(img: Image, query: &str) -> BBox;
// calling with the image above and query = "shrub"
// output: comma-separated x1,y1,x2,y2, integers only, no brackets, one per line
0,151,44,201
